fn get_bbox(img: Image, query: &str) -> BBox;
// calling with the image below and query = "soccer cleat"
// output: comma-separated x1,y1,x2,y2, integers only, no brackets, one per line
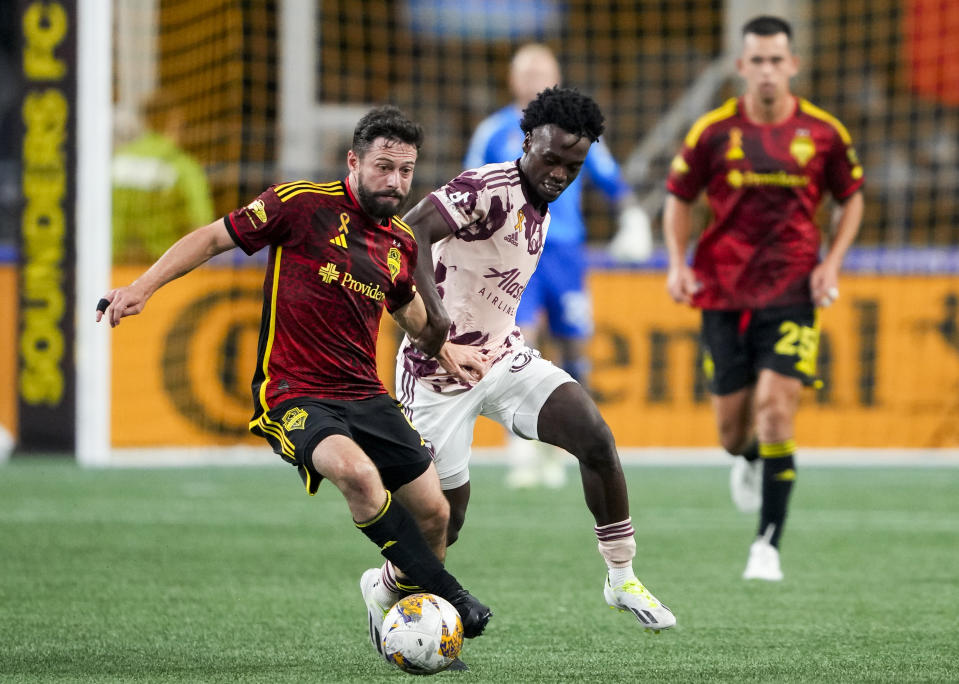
360,567,394,656
742,538,784,581
603,574,676,633
446,658,470,671
730,456,762,513
447,590,492,638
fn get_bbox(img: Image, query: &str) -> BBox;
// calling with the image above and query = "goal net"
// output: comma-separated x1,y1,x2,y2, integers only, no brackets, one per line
53,0,959,462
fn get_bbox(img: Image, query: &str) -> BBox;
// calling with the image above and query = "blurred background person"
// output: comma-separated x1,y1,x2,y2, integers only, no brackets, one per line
664,16,864,581
111,92,214,263
463,43,653,489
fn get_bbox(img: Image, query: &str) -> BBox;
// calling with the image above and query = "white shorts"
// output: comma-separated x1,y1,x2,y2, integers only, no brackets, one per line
395,346,574,490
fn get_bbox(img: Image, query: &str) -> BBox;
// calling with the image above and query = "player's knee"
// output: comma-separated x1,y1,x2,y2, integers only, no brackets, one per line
716,419,750,455
572,419,618,470
718,430,749,455
416,496,450,542
329,454,382,504
755,397,794,439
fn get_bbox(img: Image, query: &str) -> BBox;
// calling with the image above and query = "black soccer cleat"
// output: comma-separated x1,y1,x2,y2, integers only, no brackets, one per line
446,657,470,671
448,590,492,638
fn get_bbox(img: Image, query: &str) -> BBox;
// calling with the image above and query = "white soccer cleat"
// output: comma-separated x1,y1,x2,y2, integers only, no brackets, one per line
603,574,676,633
360,567,395,656
742,538,784,581
730,457,762,513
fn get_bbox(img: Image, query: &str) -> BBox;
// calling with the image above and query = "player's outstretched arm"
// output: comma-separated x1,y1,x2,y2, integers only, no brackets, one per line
401,196,455,341
392,291,448,357
96,220,236,328
435,342,489,385
393,295,487,384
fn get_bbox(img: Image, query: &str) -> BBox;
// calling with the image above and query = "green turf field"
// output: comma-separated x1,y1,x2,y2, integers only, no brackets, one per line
1,460,957,682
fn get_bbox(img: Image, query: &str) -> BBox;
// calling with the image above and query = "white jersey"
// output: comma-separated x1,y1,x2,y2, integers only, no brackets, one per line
399,161,550,393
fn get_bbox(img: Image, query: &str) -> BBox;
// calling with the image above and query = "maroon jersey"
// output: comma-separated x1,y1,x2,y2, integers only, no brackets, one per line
224,178,418,417
667,96,863,310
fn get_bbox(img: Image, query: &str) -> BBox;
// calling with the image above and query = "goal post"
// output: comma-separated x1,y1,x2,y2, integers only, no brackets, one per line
75,0,112,466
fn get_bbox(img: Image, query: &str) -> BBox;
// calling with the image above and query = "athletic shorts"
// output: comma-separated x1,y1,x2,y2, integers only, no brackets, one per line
395,346,574,490
515,241,593,339
701,305,821,396
251,394,432,495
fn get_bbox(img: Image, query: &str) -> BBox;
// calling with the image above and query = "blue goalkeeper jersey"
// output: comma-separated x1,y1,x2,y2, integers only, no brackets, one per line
463,104,631,245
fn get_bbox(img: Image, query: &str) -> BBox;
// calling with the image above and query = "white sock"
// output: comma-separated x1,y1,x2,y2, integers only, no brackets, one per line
376,563,403,604
607,566,637,587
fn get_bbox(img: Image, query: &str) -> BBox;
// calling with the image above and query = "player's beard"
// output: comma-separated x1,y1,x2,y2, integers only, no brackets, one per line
356,182,407,220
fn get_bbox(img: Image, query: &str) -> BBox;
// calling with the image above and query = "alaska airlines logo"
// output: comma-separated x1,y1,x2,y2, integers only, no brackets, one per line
387,246,401,283
244,199,267,228
282,407,308,431
482,267,525,300
318,262,386,301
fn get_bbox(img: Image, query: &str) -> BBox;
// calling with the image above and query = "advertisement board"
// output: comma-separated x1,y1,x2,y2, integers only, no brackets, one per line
104,267,959,450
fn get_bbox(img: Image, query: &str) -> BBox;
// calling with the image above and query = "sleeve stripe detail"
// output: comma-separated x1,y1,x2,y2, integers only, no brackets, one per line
684,97,738,148
275,180,344,201
798,99,853,145
392,217,415,239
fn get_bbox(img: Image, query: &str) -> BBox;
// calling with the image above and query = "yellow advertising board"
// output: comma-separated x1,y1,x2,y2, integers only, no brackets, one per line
105,266,959,449
586,272,959,448
0,266,17,434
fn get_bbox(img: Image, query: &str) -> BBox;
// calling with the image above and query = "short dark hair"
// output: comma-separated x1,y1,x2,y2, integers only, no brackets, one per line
742,15,792,41
351,105,424,156
520,86,605,143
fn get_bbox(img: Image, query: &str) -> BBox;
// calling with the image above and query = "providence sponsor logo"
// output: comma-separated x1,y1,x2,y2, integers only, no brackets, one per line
318,262,386,301
727,169,809,189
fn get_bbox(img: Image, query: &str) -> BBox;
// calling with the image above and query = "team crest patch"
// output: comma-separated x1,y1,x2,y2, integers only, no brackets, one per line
388,246,401,283
282,407,309,431
246,199,267,226
790,131,815,167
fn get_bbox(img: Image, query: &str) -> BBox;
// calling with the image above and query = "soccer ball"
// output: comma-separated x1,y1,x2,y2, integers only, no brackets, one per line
381,593,464,675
